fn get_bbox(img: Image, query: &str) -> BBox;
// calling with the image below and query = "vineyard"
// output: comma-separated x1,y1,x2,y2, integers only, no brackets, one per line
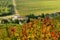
0,0,12,7
0,0,60,40
0,0,60,16
0,16,60,40
15,0,60,16
0,0,14,16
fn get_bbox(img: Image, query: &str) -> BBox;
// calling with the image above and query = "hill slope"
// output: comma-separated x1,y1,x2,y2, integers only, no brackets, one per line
15,0,60,16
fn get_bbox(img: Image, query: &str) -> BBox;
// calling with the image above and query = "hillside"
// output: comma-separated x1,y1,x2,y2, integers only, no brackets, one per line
15,0,60,16
0,0,60,17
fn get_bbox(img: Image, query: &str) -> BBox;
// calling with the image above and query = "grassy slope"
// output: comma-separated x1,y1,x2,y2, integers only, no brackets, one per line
16,0,60,16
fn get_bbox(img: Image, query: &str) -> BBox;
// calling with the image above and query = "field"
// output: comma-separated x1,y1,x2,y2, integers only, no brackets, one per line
15,0,60,16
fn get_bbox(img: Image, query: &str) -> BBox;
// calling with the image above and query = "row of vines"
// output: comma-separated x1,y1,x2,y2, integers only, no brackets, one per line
0,0,14,16
0,17,60,40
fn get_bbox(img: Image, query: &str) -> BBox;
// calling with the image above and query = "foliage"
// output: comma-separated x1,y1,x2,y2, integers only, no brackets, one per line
0,17,60,40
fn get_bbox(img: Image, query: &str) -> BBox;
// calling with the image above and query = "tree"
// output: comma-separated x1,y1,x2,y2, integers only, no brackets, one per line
41,13,45,18
1,19,9,24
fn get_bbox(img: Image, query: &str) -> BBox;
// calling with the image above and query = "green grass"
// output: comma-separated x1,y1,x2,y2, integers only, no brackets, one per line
15,0,60,16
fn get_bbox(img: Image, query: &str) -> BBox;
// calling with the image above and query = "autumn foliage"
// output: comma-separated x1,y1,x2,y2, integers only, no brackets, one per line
0,17,60,40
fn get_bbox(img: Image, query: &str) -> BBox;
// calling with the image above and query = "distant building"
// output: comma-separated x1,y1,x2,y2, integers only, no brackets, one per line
12,15,28,21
